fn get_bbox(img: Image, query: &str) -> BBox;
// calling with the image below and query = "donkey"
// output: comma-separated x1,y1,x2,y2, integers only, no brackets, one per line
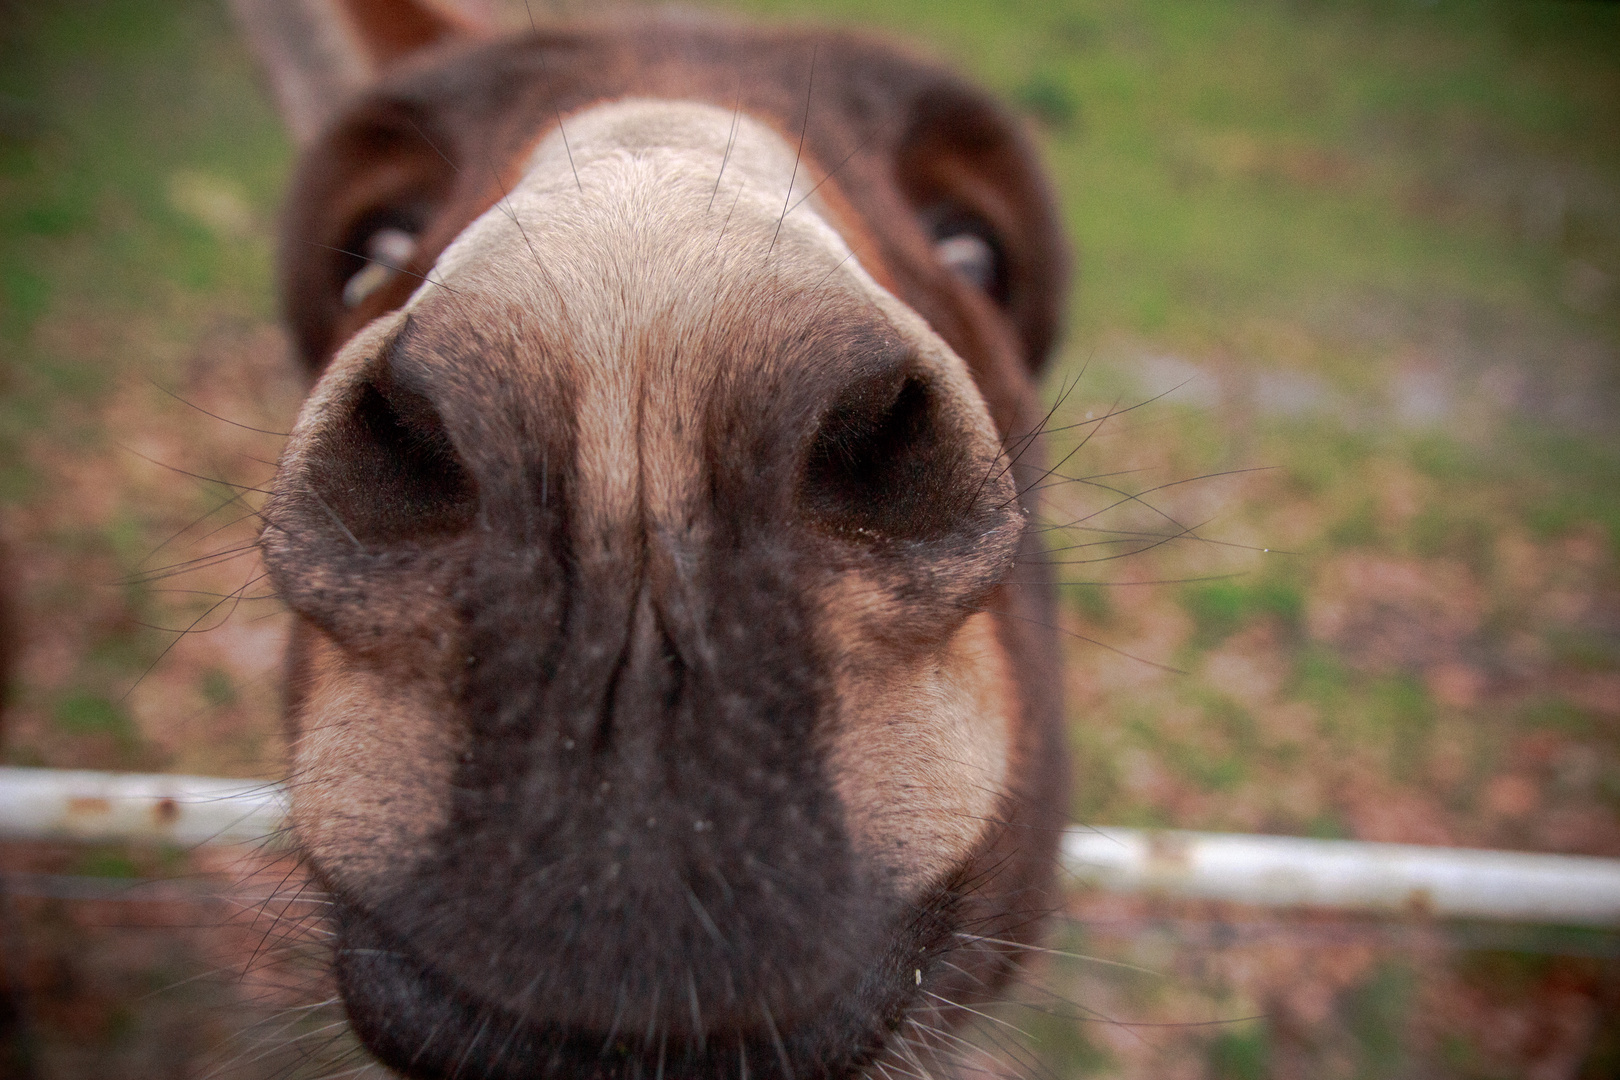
234,1,1071,1076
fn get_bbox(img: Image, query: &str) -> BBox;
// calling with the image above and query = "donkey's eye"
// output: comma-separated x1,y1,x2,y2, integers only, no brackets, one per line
933,232,997,292
922,205,1006,300
343,226,418,308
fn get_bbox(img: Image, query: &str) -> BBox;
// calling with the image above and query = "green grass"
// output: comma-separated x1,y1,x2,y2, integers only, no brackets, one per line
1209,1023,1270,1080
1345,962,1416,1079
0,0,287,501
1181,579,1304,648
51,690,133,739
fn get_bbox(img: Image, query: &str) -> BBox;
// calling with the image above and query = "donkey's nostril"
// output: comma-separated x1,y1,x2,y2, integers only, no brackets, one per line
801,369,988,545
304,373,476,548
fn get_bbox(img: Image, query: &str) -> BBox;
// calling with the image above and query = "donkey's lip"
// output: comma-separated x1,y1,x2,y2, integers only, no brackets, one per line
334,899,539,1080
331,895,892,1080
335,900,648,1080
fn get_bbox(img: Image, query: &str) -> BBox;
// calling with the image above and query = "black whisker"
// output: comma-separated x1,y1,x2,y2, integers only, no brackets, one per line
710,79,743,212
120,568,263,698
303,240,462,296
783,130,876,219
526,2,582,193
146,379,291,437
962,600,1187,674
122,543,261,586
770,44,817,256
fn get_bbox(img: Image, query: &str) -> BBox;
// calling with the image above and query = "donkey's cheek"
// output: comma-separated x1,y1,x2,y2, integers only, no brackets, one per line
829,611,1016,894
287,630,461,890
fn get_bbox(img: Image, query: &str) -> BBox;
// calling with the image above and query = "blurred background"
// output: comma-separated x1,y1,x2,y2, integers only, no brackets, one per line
0,0,1616,1076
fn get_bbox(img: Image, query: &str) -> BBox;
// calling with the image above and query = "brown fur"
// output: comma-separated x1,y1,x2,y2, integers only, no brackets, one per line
245,5,1070,1078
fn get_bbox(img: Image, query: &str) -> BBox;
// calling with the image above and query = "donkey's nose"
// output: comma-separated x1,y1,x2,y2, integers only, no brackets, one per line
281,330,476,554
257,312,509,662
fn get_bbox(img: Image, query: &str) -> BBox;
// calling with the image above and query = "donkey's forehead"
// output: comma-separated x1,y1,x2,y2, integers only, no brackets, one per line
387,97,986,404
418,98,870,335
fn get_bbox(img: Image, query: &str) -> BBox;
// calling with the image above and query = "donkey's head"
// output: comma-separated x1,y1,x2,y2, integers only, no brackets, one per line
241,3,1070,1076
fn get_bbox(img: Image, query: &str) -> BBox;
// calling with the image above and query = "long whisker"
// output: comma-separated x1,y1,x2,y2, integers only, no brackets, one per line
710,78,743,212
952,932,1164,976
526,1,581,192
962,600,1187,674
120,567,265,697
146,378,291,437
770,44,818,255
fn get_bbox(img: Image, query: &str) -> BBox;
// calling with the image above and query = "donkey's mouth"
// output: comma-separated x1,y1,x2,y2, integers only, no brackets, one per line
335,905,550,1080
332,898,905,1080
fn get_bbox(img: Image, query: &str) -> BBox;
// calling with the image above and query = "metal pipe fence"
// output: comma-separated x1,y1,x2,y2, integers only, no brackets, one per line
3,767,1618,927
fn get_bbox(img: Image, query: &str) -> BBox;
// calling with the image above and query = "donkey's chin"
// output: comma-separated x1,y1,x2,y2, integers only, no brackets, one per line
333,898,916,1080
334,905,550,1080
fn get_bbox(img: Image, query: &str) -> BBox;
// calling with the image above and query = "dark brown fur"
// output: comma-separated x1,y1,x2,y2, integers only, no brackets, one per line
250,8,1070,1079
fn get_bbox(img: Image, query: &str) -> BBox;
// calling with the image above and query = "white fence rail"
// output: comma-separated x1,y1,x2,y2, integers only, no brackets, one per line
2,767,1618,927
1063,827,1620,928
0,767,285,847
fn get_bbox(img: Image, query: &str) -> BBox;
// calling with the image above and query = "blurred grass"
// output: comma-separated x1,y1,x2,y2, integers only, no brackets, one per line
1,0,1618,1077
736,0,1619,358
0,0,287,497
